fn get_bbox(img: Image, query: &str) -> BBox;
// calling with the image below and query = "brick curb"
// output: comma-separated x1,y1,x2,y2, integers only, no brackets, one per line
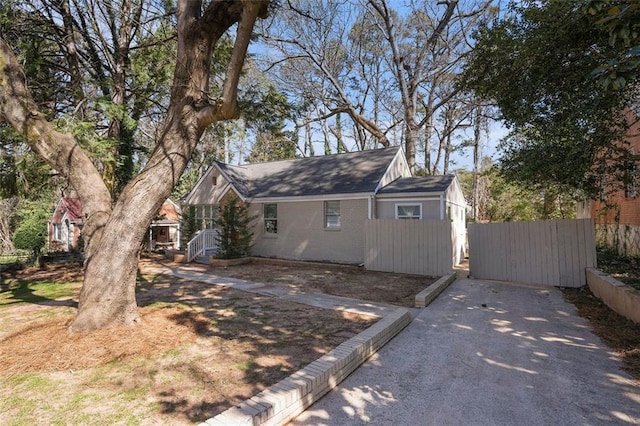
200,308,412,426
586,268,640,324
414,273,457,308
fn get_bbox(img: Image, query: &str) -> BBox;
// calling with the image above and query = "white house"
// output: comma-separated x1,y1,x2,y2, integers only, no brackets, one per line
184,146,467,266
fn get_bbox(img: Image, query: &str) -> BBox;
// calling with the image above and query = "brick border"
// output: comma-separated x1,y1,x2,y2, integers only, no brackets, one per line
586,268,640,324
200,308,412,426
415,273,457,308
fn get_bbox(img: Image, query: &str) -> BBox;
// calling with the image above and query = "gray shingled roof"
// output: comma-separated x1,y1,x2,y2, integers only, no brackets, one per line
377,175,455,194
217,147,401,198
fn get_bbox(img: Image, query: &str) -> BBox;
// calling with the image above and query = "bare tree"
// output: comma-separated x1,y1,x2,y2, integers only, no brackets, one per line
262,0,492,172
0,0,270,331
368,0,492,172
261,1,395,152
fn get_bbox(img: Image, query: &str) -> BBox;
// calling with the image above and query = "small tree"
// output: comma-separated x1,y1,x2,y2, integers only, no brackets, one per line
214,198,255,259
12,204,49,260
179,205,198,250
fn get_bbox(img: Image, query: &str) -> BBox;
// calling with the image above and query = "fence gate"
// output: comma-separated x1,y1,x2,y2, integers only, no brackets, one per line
467,219,597,288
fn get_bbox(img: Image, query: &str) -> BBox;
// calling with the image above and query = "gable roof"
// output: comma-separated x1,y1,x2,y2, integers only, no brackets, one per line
51,198,83,224
377,175,455,194
217,146,403,199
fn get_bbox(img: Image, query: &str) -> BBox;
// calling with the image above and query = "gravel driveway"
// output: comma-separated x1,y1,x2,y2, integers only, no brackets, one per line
293,277,640,425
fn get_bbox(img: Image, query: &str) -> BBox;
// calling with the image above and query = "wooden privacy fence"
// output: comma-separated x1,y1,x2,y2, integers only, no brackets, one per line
364,219,453,277
468,219,597,288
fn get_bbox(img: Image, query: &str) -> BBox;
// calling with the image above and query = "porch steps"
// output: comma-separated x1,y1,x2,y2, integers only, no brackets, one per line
194,255,210,265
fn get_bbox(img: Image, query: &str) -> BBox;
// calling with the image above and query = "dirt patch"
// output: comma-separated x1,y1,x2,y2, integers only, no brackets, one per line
596,249,640,291
0,261,379,424
1,306,199,375
195,260,437,307
564,286,640,380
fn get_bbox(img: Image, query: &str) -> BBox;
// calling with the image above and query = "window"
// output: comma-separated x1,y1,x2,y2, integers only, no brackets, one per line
212,175,217,186
625,156,639,199
264,203,278,234
194,204,217,229
324,201,341,229
396,204,422,219
599,174,608,202
53,223,62,241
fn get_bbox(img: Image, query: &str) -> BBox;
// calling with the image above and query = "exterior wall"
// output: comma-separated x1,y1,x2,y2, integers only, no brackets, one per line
250,199,368,264
590,111,640,226
376,151,412,190
186,167,234,205
364,219,454,276
591,185,640,226
445,177,467,208
376,198,442,220
48,219,82,252
595,223,640,257
468,219,597,288
158,200,181,222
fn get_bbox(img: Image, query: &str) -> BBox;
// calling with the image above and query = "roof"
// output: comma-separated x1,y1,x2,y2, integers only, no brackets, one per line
217,146,402,199
377,175,455,194
51,198,83,224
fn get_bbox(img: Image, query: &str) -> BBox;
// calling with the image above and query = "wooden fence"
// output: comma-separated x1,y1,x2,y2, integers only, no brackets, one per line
468,219,597,288
364,219,453,277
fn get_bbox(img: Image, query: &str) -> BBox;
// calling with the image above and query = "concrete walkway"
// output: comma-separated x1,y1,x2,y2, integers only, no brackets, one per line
145,262,640,425
141,262,410,319
291,278,640,425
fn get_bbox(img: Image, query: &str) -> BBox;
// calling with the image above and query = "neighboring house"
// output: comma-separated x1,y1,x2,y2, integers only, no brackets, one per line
48,197,83,252
578,109,640,256
147,199,182,251
47,198,181,253
184,146,467,265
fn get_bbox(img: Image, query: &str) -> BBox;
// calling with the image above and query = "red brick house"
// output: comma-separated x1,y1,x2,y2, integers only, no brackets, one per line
48,197,84,252
147,199,181,250
47,198,181,253
578,109,640,256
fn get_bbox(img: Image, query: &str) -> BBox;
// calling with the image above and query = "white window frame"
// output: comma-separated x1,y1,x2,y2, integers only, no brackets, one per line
264,203,278,235
324,200,341,229
53,223,62,241
194,204,217,229
395,203,422,220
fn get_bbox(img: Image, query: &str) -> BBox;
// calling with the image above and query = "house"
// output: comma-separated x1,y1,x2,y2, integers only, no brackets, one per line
183,146,467,265
578,109,640,257
47,198,182,253
48,197,83,252
147,199,182,251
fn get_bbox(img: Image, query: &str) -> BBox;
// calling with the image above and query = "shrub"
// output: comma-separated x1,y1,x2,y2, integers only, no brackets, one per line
12,209,48,257
214,198,255,259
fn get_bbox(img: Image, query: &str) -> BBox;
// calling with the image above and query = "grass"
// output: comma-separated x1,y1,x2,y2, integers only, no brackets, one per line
0,251,31,265
0,280,81,306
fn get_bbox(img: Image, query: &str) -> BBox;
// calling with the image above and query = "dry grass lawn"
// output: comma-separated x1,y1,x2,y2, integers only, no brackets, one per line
0,258,434,425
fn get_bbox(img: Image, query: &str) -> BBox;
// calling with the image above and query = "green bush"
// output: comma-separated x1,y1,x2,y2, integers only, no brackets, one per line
12,213,47,256
11,202,51,258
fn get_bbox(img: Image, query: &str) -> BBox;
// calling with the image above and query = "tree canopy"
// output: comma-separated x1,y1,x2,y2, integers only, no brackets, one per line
0,0,270,331
462,0,640,197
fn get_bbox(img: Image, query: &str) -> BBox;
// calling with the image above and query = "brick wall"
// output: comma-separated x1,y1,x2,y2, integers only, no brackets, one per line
591,111,640,226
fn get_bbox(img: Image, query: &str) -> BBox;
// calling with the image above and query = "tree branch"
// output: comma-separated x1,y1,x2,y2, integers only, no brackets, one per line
0,37,112,259
198,0,269,126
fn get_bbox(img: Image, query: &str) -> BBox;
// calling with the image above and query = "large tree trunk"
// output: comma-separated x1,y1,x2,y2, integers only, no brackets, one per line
0,0,269,332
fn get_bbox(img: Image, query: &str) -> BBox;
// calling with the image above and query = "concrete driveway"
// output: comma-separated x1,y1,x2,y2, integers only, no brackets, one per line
292,277,640,425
